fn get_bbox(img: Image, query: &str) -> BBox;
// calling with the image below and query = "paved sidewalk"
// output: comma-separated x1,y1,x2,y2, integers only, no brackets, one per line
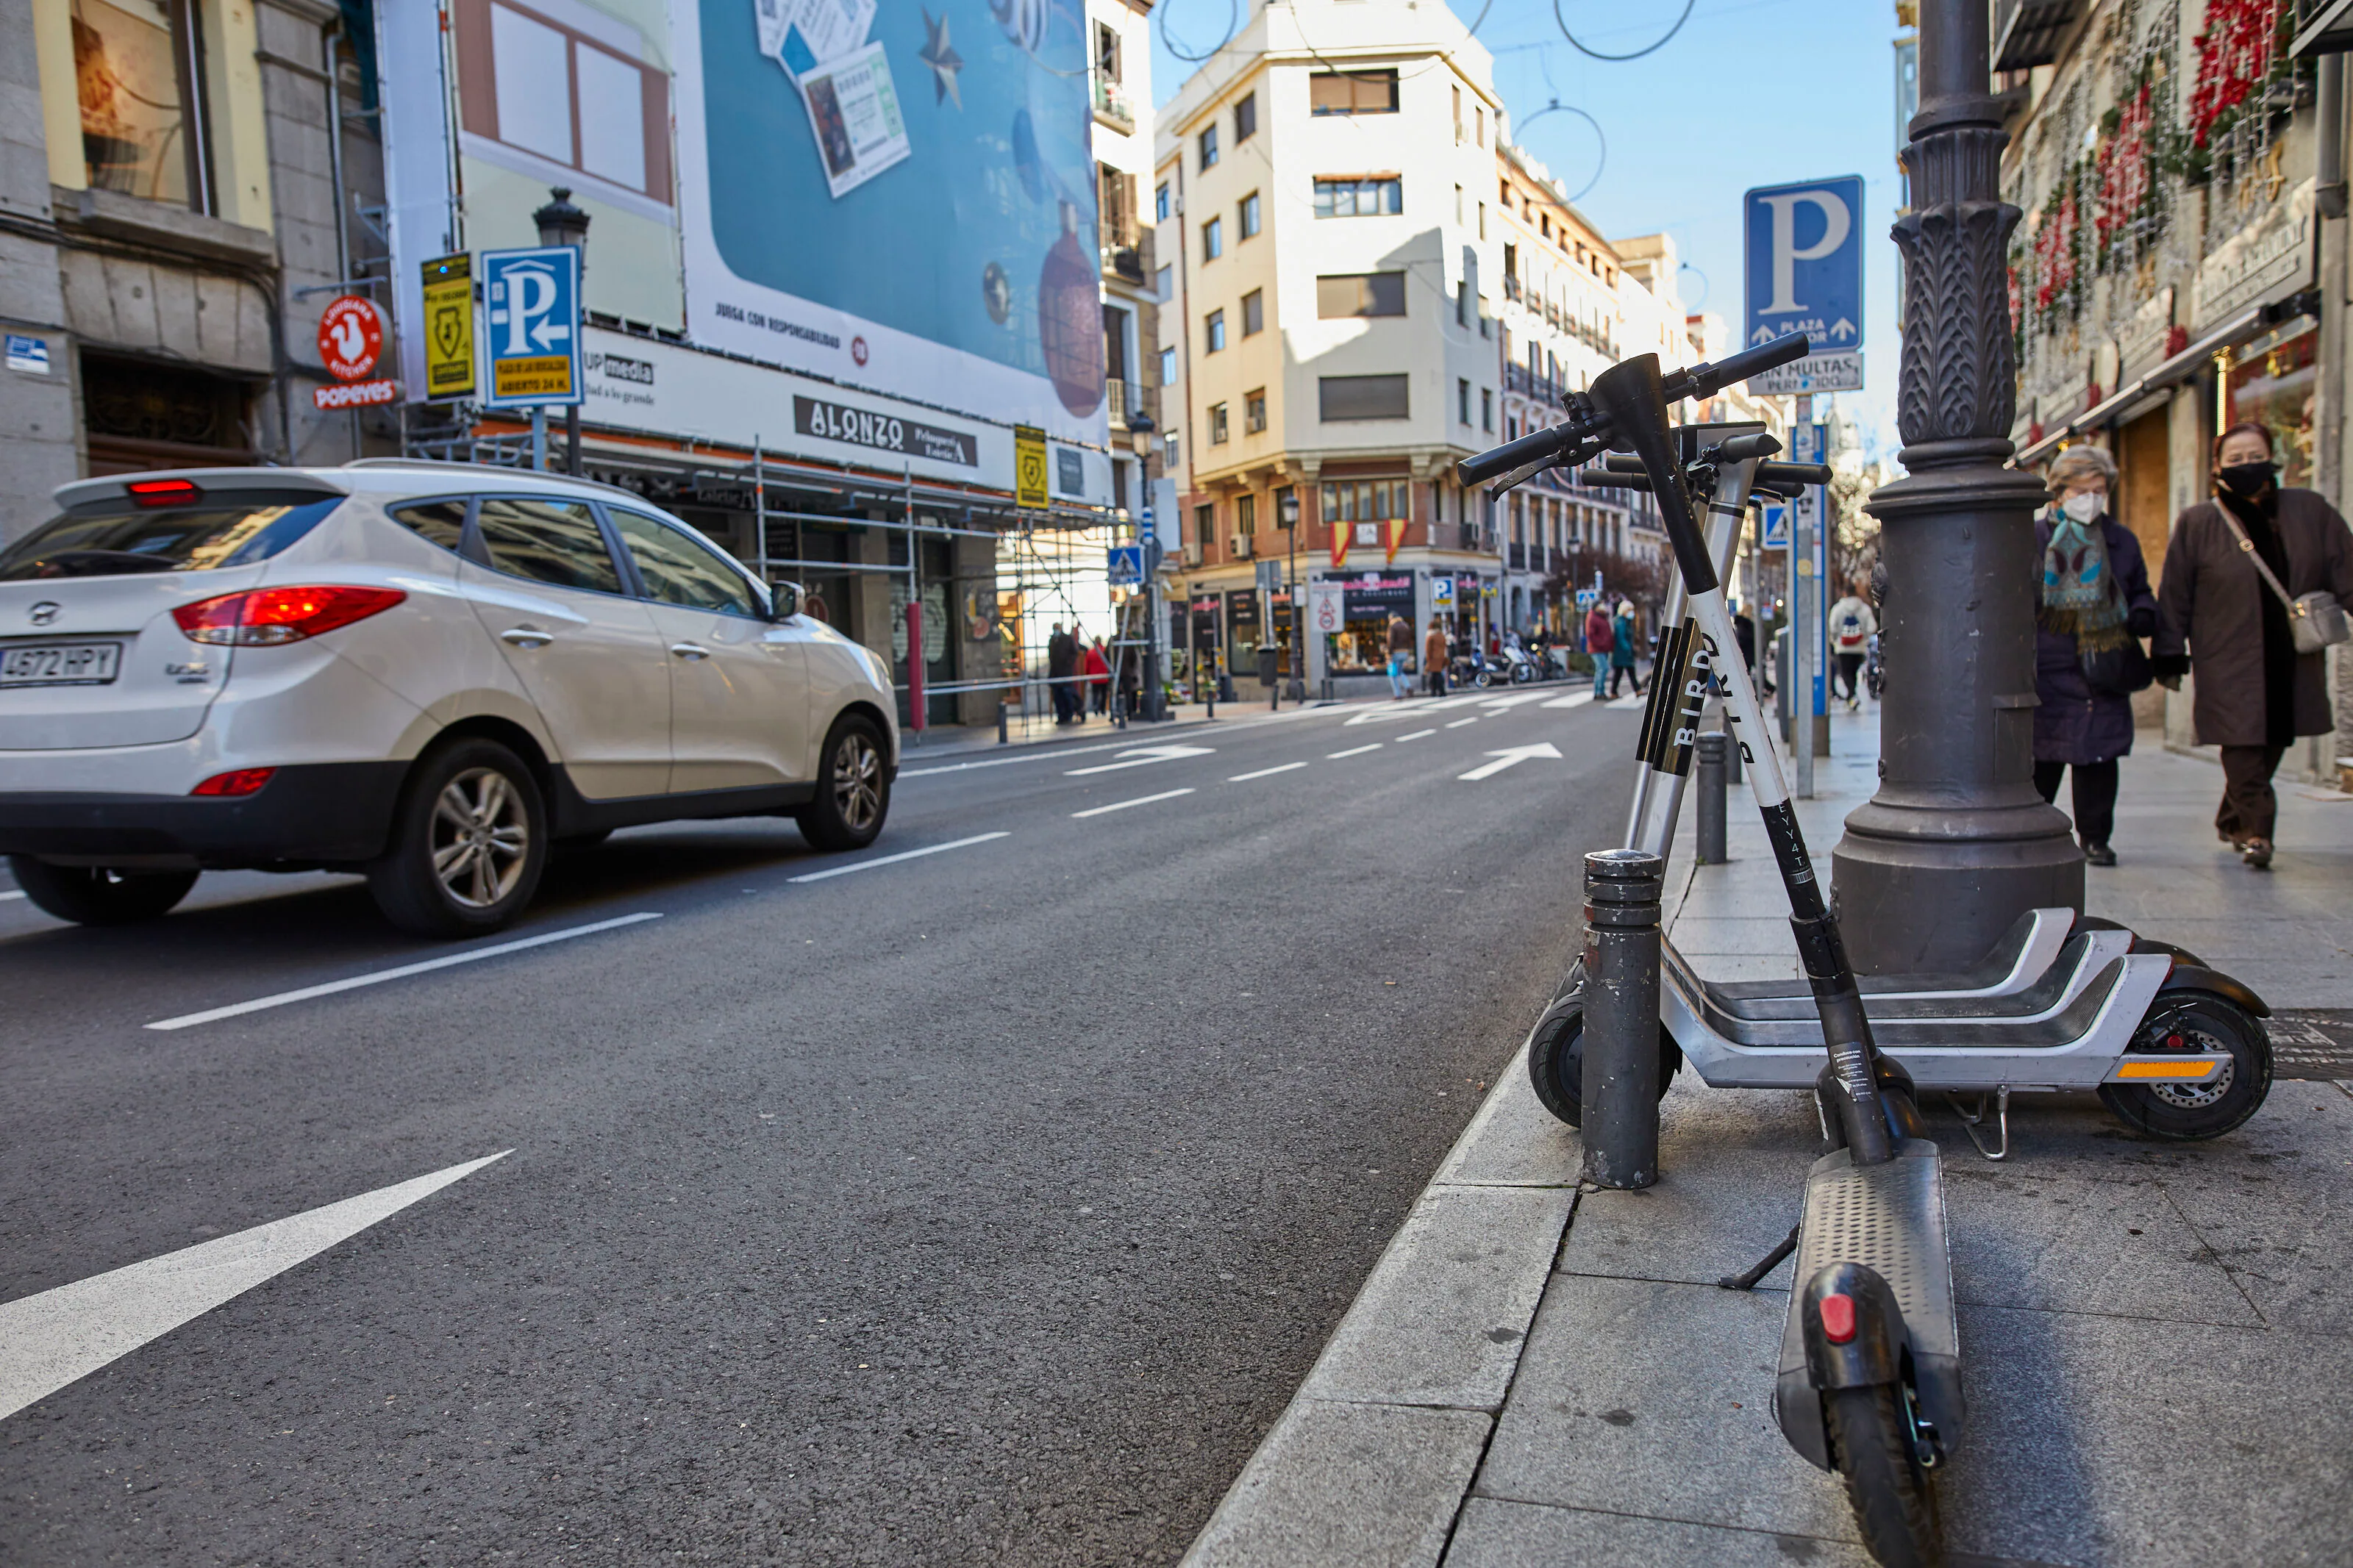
1185,707,2353,1568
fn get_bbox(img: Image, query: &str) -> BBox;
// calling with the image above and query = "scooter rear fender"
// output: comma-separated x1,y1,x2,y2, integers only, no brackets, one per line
2160,964,2270,1019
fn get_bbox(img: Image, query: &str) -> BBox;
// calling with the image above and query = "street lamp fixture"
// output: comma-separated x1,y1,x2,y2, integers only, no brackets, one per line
1278,487,1304,701
532,187,590,476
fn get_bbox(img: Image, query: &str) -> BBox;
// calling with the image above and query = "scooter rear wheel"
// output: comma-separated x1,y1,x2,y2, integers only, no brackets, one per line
2097,991,2271,1142
1825,1383,1943,1568
1526,1000,1680,1128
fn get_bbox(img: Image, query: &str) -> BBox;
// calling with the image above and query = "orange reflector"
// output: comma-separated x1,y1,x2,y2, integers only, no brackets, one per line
2116,1059,2218,1079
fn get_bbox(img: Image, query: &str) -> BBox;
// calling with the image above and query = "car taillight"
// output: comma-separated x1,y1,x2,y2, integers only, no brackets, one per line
191,767,276,797
127,478,201,507
173,585,406,645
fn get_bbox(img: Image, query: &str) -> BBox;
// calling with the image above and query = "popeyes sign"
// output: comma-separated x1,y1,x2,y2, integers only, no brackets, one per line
315,295,400,409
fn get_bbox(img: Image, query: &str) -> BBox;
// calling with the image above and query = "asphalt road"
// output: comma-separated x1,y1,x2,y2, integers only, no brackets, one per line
0,686,1640,1565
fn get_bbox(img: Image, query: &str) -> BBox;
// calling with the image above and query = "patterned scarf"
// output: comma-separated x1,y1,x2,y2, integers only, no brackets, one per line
2039,509,2129,651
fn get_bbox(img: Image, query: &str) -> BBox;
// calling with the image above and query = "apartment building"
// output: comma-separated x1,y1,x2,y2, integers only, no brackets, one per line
1154,0,1504,690
1091,0,1160,518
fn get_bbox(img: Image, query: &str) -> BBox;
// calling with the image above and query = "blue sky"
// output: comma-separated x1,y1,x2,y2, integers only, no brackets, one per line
1150,0,1907,459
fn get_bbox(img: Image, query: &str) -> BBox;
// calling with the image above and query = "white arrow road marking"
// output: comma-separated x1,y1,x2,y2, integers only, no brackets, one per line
1326,743,1383,759
146,913,662,1031
1063,745,1216,776
1395,728,1437,742
1543,693,1595,709
788,832,1009,883
1457,742,1565,781
1229,762,1307,781
0,1151,510,1422
1343,701,1443,726
1071,788,1194,818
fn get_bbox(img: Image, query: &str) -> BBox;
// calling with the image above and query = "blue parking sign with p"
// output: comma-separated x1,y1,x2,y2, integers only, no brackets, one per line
482,246,582,409
1744,176,1864,353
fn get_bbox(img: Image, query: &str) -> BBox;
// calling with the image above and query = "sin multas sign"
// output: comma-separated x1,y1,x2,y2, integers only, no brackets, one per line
672,0,1110,448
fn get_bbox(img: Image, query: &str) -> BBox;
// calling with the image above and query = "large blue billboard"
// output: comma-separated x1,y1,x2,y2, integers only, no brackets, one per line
673,0,1107,446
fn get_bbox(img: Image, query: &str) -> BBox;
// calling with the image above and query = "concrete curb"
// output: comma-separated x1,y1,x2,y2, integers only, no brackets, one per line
1177,1032,1582,1568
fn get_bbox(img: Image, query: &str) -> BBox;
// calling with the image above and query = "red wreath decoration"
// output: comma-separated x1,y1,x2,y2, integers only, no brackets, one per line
2033,185,2079,312
2189,0,2277,147
2095,83,2154,253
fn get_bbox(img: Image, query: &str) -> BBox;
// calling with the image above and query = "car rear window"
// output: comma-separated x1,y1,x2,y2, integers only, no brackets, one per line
0,495,343,581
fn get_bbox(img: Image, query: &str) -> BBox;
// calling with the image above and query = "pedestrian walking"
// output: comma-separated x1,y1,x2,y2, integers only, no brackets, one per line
2152,422,2353,870
1046,621,1078,725
1386,612,1414,699
2029,445,2157,867
1084,637,1111,716
1584,599,1614,699
1424,616,1449,697
1607,600,1641,698
1828,581,1877,709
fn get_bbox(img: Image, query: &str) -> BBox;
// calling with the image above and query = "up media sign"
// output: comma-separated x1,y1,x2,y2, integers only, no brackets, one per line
1742,176,1865,394
482,246,582,409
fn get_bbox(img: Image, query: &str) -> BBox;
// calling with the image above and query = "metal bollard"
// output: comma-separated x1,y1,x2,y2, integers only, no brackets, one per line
997,702,1010,745
1725,721,1742,784
1582,848,1663,1189
1695,731,1728,865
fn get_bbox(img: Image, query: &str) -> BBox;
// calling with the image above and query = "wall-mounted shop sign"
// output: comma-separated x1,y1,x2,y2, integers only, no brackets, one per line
793,395,979,467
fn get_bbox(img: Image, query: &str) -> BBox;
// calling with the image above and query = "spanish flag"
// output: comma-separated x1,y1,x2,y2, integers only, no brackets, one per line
1382,512,1408,565
1330,509,1352,568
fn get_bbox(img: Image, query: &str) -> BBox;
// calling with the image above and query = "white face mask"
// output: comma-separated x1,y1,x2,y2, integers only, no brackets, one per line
2060,490,2105,523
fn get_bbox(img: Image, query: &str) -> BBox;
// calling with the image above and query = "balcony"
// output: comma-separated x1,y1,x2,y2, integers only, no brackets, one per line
1504,364,1565,407
1993,0,2082,71
1093,74,1136,134
1107,379,1149,429
1508,543,1528,570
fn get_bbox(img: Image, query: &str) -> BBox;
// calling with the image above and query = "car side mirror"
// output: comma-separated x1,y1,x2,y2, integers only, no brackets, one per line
768,579,801,621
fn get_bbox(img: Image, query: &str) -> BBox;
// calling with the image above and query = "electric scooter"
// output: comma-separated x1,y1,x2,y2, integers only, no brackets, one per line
1512,425,2273,1154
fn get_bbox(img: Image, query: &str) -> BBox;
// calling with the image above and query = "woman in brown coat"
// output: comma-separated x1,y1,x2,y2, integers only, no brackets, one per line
2152,422,2353,868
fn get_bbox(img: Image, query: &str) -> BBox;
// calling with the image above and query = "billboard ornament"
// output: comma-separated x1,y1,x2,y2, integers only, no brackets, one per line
1038,201,1104,415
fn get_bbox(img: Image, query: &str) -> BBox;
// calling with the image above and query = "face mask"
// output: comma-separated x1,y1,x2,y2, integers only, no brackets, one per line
2218,460,2276,498
2060,491,2104,523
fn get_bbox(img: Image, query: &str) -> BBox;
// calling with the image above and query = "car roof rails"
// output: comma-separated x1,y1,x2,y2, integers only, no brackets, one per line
341,457,650,504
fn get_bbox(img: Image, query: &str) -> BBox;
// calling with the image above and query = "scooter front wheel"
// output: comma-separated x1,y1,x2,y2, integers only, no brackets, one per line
2097,991,2271,1141
1825,1383,1943,1568
1526,1000,1680,1128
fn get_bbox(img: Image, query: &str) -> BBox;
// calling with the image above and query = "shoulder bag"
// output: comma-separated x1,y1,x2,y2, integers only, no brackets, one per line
2212,506,2352,654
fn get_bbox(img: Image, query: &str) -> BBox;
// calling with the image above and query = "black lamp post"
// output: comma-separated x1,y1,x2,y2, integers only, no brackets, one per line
1279,486,1304,700
1125,409,1162,721
532,187,590,476
1829,0,2079,972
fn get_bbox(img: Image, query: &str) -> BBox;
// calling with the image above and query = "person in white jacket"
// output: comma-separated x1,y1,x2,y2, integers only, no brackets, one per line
1827,582,1877,710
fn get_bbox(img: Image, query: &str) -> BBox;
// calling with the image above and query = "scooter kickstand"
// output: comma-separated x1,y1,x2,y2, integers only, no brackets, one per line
1945,1085,2011,1161
1717,1222,1801,1292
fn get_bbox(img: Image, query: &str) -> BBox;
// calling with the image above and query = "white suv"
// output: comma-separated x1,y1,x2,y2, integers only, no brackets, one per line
0,462,898,935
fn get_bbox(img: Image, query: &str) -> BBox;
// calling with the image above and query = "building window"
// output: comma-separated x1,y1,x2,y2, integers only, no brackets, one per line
71,0,210,210
1474,106,1485,146
1313,177,1402,218
1321,479,1409,523
1165,431,1180,467
1209,403,1229,443
1202,215,1222,260
1452,83,1462,139
1241,289,1263,336
1245,387,1267,433
1156,180,1170,221
1199,123,1219,170
1204,309,1226,352
1096,21,1121,80
1238,191,1261,239
458,0,671,201
1309,68,1399,115
1160,345,1177,385
1235,90,1257,141
1156,264,1173,301
1316,272,1405,318
1193,502,1214,545
1481,387,1493,432
1477,201,1486,240
1238,493,1257,534
1458,378,1471,425
1320,374,1409,422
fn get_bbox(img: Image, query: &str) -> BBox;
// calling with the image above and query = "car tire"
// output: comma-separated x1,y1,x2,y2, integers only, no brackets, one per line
10,857,198,926
366,739,548,938
796,714,890,852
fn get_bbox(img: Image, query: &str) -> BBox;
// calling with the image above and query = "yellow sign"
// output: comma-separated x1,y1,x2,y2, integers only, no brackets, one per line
491,355,575,401
421,253,475,401
1014,424,1048,509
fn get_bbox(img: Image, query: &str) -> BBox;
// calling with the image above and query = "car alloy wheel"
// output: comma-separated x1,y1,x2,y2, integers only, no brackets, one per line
432,766,531,909
833,729,884,834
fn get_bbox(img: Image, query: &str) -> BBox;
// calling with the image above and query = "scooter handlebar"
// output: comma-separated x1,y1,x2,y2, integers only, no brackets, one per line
1574,468,1652,491
1755,460,1833,488
1456,423,1576,486
1669,332,1811,399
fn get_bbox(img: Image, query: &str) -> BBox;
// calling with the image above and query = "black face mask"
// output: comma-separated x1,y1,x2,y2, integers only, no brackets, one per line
2218,460,2277,499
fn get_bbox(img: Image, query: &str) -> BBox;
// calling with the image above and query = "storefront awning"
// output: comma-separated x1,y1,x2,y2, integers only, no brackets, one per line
2013,305,2263,468
2290,0,2353,57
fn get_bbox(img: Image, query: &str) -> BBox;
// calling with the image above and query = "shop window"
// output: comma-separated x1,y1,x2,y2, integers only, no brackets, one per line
2225,325,2318,489
1309,68,1398,115
1316,272,1406,318
71,0,209,210
79,352,257,473
457,0,672,201
1319,373,1407,422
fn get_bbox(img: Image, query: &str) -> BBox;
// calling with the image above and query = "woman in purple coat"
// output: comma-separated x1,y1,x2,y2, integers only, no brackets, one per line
2032,445,2157,867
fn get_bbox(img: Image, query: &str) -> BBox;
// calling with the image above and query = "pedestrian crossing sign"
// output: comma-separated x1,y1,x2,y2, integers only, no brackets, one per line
1760,502,1790,551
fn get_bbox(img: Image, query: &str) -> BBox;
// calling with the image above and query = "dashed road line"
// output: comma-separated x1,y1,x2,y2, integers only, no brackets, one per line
1542,693,1595,709
788,832,1010,883
1445,717,1479,729
145,913,663,1031
1229,762,1309,781
1072,788,1194,818
1326,744,1384,759
1395,728,1437,741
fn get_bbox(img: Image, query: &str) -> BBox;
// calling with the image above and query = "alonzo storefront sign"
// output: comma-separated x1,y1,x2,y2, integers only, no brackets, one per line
793,395,978,468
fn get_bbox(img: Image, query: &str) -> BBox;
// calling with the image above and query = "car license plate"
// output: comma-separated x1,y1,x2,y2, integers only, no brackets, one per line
0,642,123,687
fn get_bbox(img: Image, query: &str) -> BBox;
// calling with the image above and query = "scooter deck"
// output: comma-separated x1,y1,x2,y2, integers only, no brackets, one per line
1704,908,2075,1006
1774,1140,1963,1470
1693,928,2131,1025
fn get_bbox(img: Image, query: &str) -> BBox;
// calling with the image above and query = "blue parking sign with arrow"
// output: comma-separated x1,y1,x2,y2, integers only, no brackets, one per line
482,246,582,409
1744,176,1864,354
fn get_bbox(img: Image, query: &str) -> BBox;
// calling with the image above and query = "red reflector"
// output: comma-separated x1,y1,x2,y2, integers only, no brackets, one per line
1818,1292,1858,1345
172,585,406,645
126,479,201,507
191,767,276,798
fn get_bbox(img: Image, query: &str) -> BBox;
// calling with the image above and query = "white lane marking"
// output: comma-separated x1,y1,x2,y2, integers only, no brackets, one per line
1395,728,1438,742
898,733,1198,778
1343,703,1442,727
145,913,663,1031
0,890,23,902
1064,745,1217,776
1543,693,1596,709
1458,742,1565,781
1475,691,1550,709
788,832,1010,883
1326,743,1384,759
1229,762,1308,781
1445,717,1479,729
1072,788,1194,818
0,1151,510,1422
